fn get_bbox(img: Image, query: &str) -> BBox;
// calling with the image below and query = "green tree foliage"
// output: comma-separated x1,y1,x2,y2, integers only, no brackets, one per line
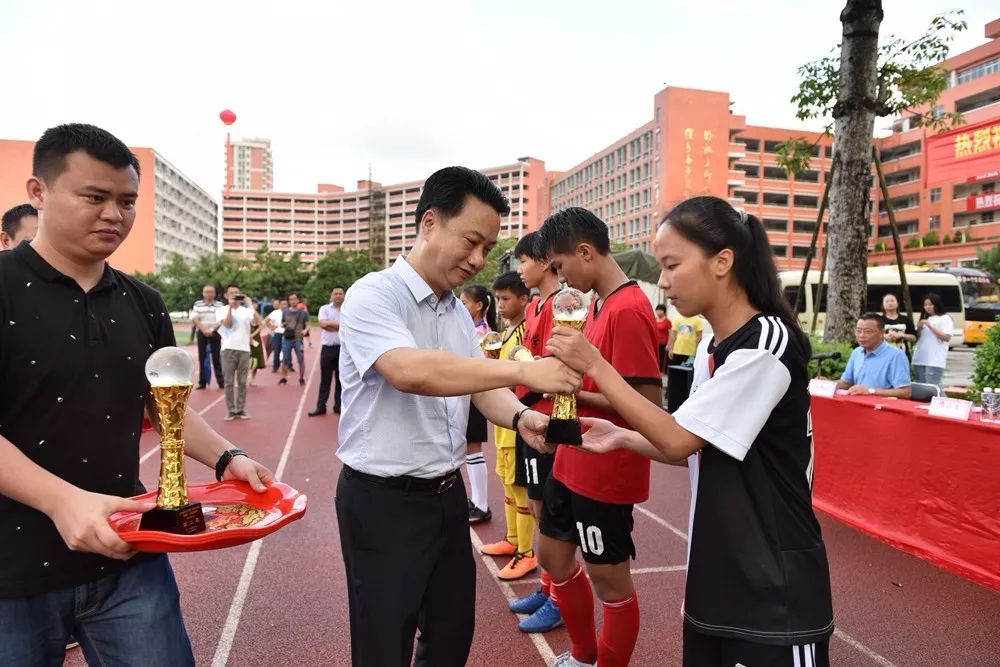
132,247,382,314
303,248,381,309
970,315,1000,403
975,245,1000,276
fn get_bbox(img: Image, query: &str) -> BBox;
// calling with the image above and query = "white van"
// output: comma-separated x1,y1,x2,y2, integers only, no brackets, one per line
779,267,965,346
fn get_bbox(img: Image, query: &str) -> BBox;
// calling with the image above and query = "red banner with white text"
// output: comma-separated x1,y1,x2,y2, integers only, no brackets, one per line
925,118,1000,187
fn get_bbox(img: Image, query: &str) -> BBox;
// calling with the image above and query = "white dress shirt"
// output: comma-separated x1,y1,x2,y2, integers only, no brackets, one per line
337,256,482,478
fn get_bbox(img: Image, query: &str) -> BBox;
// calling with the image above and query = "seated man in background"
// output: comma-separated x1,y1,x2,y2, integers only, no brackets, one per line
837,313,912,399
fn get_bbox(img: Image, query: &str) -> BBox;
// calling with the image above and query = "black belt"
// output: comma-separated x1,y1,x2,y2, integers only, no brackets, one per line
343,465,458,494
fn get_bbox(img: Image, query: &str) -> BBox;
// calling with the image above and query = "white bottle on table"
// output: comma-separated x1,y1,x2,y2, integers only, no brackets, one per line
983,388,997,423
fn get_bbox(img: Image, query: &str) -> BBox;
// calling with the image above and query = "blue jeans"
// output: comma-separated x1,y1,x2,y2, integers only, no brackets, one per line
0,554,193,667
913,364,944,388
282,338,305,373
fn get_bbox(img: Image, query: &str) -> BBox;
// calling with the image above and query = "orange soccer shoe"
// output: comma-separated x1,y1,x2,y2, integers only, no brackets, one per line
498,553,538,581
481,539,518,557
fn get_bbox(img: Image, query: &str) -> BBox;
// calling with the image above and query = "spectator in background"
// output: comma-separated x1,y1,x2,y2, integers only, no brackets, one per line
280,293,310,386
191,285,225,390
881,293,916,361
912,293,953,388
309,287,345,416
248,299,267,387
298,297,313,348
837,313,911,398
1,203,38,250
669,312,703,366
653,304,672,373
267,298,292,373
217,284,261,420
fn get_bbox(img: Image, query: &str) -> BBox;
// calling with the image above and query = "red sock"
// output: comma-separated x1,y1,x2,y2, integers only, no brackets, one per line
552,566,597,664
598,592,640,667
540,569,552,597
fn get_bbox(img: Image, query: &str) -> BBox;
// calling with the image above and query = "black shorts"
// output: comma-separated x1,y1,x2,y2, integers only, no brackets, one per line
514,433,555,500
539,477,635,565
465,404,487,443
683,625,830,667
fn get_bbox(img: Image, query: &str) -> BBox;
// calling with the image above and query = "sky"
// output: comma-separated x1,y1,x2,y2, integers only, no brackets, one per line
2,0,996,198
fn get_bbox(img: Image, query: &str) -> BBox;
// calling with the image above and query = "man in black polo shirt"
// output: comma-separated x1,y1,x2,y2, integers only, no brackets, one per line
0,124,274,667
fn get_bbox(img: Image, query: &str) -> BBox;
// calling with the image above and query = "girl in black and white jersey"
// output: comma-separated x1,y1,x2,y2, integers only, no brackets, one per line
547,196,834,667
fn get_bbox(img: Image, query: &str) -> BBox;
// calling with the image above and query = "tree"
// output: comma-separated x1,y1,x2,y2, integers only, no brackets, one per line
976,245,1000,276
304,248,381,310
242,245,311,307
778,4,966,342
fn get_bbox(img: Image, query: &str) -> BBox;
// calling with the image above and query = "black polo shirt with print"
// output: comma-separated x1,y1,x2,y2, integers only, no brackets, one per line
0,243,175,597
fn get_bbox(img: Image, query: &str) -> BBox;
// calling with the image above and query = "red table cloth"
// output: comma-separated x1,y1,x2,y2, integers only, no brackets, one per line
811,395,1000,592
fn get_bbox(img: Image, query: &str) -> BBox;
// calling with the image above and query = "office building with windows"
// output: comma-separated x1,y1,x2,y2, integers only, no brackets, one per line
221,158,546,266
0,139,217,274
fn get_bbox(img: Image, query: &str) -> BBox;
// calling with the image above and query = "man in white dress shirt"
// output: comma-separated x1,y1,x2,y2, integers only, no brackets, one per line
336,166,581,667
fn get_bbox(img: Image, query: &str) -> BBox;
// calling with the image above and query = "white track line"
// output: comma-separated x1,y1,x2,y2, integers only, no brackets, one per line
636,496,895,664
139,394,227,464
469,528,558,666
833,629,898,667
210,351,320,667
635,504,688,541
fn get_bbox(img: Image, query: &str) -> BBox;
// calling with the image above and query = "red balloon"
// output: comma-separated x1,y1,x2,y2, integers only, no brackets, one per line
219,109,237,126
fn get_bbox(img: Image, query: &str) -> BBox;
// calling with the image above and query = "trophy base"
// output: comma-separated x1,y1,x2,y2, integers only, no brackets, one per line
545,418,583,446
139,502,206,535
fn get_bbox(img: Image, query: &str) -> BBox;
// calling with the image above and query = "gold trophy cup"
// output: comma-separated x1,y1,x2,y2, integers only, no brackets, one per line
480,331,503,359
545,288,589,446
139,347,206,534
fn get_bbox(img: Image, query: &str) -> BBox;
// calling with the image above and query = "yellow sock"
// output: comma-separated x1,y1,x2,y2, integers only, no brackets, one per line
503,495,518,544
511,484,535,556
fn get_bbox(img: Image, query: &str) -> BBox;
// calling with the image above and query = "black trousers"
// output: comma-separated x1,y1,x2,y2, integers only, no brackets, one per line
335,467,476,667
316,344,342,411
196,331,223,387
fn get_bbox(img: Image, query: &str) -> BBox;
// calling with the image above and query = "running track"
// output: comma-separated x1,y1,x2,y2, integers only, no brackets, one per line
65,338,1000,666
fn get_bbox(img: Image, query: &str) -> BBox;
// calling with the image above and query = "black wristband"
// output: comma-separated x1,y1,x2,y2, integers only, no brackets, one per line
215,448,247,482
512,407,532,434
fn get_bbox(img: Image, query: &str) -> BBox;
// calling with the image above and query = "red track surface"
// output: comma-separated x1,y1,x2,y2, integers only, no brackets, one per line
64,339,1000,666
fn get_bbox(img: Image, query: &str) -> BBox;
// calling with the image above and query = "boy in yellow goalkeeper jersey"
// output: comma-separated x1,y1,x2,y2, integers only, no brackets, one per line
480,270,536,580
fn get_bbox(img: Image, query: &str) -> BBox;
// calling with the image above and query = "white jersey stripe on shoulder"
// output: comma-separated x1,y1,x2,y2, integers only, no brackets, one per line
793,645,802,667
770,315,790,359
804,643,815,667
758,316,772,352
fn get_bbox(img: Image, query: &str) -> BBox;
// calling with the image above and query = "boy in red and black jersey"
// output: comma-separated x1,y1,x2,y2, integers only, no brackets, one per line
507,232,566,633
537,209,661,667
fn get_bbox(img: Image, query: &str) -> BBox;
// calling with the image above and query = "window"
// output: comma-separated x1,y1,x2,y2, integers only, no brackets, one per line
929,215,940,229
793,220,817,234
737,138,760,151
771,244,788,258
764,140,783,154
734,190,758,205
763,166,788,180
930,188,941,203
763,218,787,232
736,164,759,178
794,195,819,208
763,193,789,207
792,246,812,258
956,56,1000,85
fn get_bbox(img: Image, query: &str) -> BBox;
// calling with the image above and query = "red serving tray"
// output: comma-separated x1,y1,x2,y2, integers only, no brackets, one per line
109,481,307,552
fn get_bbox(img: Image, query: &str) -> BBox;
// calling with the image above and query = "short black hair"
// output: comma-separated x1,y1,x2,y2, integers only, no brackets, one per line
225,283,240,292
492,270,530,297
414,166,510,230
33,124,141,184
859,312,885,328
2,204,37,238
538,207,611,256
655,303,667,313
514,231,558,274
287,292,299,300
331,285,346,292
